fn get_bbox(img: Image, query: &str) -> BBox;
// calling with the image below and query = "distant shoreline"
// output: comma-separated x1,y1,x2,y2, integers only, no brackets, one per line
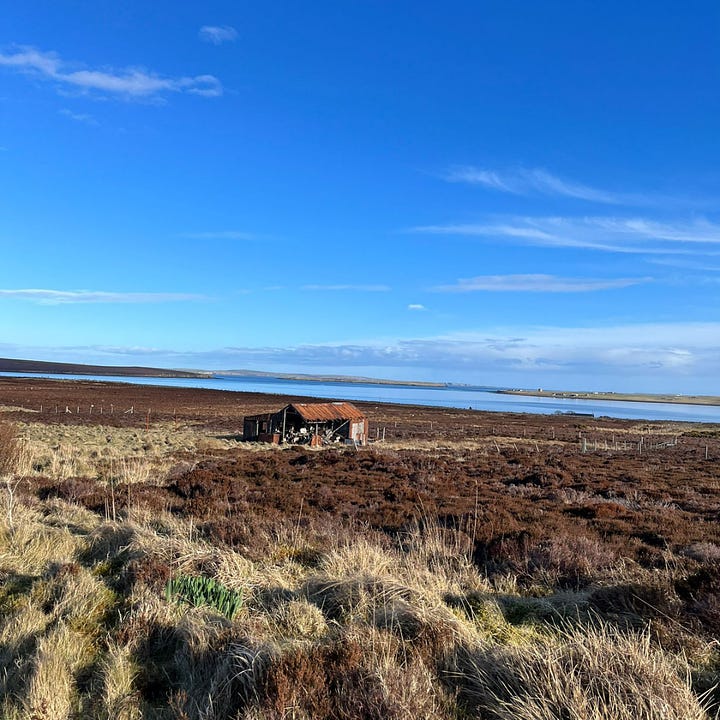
498,389,720,407
217,370,446,388
0,357,446,388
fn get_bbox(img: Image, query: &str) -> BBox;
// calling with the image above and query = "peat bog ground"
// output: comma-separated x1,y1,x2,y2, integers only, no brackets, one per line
1,377,720,719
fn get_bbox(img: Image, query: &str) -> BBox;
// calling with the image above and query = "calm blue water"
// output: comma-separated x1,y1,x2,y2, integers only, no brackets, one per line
2,371,720,423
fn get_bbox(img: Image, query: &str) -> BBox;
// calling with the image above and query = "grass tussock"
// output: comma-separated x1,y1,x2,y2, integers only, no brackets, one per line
0,602,50,699
1,416,719,719
2,492,716,720
254,627,455,720
450,622,709,720
100,643,142,720
23,622,92,720
1,504,85,575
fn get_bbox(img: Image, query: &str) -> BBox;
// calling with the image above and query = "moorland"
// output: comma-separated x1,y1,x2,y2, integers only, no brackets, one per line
1,377,719,719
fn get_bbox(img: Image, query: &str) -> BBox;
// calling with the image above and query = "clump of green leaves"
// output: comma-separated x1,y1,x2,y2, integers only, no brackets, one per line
165,575,243,619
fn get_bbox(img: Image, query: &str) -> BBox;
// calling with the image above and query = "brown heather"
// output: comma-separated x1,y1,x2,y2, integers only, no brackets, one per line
0,379,719,718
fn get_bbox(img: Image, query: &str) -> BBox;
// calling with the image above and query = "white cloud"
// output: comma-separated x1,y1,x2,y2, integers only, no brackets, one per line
0,46,59,75
0,45,222,100
301,284,391,292
433,274,650,293
443,166,629,204
59,108,98,125
143,322,720,375
199,25,238,45
430,323,719,375
408,303,427,311
586,217,720,244
411,216,720,255
648,258,720,272
444,167,515,192
8,320,720,392
0,289,207,305
246,321,718,380
441,166,720,211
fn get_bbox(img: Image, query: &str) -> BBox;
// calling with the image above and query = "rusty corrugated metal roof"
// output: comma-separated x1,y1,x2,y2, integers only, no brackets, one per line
288,402,366,422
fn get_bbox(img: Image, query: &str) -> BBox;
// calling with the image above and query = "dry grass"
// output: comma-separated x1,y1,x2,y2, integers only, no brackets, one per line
23,622,93,720
101,644,142,720
253,626,456,720
0,505,85,575
0,601,50,699
17,420,235,483
1,489,718,719
379,436,566,453
450,622,711,719
0,421,21,477
0,417,718,719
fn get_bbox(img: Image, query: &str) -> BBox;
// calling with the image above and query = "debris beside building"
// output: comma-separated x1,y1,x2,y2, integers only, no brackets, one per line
243,402,368,446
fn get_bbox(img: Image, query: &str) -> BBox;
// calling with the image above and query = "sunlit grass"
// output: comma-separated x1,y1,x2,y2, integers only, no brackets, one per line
0,417,718,719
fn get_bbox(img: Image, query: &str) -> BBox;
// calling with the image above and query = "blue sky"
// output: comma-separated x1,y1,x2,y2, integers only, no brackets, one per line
1,1,719,393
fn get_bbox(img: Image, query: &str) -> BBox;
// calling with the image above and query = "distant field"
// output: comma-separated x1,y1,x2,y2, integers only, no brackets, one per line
499,388,720,406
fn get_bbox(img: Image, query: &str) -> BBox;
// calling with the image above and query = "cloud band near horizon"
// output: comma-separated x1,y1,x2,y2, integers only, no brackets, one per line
5,321,718,384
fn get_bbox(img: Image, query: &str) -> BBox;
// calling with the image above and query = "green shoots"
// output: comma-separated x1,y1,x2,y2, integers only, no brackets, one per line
165,574,243,620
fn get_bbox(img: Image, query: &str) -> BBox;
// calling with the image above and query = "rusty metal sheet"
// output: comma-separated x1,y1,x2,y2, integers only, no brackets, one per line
289,402,366,422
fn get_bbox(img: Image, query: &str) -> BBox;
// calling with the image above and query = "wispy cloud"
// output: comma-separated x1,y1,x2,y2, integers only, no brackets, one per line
301,284,391,292
408,303,427,311
0,45,222,100
199,25,238,45
433,274,650,293
0,289,208,305
444,168,515,192
59,108,98,125
412,216,720,255
443,166,631,204
586,217,720,244
647,258,720,272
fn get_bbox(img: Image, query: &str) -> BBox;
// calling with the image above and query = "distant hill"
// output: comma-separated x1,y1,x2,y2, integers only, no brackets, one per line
218,369,446,388
0,357,446,388
0,357,210,378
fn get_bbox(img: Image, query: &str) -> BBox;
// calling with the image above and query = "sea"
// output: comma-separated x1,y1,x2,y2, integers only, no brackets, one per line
1,371,720,424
